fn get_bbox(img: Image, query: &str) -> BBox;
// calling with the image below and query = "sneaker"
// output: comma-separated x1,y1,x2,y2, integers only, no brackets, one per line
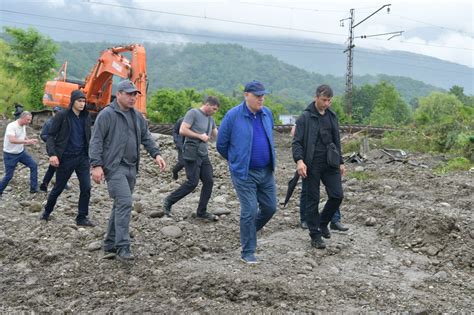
76,217,94,227
320,225,331,239
116,247,134,262
39,183,48,192
163,198,172,217
241,254,258,264
196,212,218,222
30,189,39,194
300,221,308,229
311,236,326,249
330,221,349,231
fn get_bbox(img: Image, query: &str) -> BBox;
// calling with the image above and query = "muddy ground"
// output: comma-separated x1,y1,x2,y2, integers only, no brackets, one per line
0,120,472,313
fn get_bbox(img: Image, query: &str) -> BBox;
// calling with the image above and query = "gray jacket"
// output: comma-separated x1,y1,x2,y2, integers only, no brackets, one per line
89,100,160,175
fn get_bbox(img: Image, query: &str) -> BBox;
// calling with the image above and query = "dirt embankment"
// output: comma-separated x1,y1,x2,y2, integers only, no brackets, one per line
0,120,472,312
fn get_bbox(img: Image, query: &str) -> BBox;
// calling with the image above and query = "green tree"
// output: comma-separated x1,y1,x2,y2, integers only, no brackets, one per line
330,95,348,124
1,27,58,109
351,84,380,124
147,88,201,123
449,85,472,107
368,81,411,126
0,40,29,115
414,92,473,154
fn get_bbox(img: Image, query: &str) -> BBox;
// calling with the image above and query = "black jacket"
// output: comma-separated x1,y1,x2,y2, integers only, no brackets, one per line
46,108,91,158
292,102,343,167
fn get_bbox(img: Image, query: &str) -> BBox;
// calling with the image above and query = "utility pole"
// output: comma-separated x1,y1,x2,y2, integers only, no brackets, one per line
343,9,355,122
340,4,402,120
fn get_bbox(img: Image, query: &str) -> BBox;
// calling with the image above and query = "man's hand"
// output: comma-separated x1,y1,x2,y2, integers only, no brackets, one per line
296,160,307,178
91,166,105,184
155,155,166,171
199,133,209,142
25,139,38,145
340,164,346,176
49,156,60,167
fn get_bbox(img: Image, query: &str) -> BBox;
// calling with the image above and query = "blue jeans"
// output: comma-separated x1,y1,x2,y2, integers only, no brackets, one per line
299,180,342,224
0,150,37,193
231,167,277,258
104,164,137,250
43,153,91,220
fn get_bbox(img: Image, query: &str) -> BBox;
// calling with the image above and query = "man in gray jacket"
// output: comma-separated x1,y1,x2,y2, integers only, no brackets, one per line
89,80,166,261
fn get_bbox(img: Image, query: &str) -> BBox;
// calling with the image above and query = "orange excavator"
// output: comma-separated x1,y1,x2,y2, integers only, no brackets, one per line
43,44,147,115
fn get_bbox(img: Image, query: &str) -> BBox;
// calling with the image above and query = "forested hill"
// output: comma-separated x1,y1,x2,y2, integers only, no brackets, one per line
57,41,442,103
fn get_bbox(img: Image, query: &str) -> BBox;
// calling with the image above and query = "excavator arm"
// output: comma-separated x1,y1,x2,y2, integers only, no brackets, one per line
43,44,147,115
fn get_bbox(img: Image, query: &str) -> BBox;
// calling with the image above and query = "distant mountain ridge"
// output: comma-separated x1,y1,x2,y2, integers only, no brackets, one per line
56,41,447,108
240,36,473,95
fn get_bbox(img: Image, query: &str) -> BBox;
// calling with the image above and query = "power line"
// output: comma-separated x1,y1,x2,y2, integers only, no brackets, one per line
394,14,474,37
2,18,472,76
83,2,347,37
0,14,345,51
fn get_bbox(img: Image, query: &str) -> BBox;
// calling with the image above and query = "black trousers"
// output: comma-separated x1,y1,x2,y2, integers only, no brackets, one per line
171,149,185,175
304,159,343,239
166,155,213,216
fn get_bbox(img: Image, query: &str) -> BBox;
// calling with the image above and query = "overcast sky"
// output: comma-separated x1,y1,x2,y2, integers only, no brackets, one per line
1,0,473,68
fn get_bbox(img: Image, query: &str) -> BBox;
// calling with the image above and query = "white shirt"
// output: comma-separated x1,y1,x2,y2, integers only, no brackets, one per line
3,121,26,154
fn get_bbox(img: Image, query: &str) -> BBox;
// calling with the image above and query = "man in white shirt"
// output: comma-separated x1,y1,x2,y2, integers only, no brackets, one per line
0,111,38,197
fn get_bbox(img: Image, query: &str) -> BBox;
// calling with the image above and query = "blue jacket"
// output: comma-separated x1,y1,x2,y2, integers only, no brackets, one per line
216,101,276,180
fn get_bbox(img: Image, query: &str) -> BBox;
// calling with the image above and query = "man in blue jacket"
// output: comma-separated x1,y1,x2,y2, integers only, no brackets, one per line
217,80,277,264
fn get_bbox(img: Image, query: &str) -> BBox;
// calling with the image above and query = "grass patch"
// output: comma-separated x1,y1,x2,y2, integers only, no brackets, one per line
434,157,473,174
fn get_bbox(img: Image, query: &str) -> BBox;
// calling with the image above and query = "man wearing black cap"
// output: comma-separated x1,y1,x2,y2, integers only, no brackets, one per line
40,90,93,227
39,106,69,192
217,80,277,264
90,79,166,261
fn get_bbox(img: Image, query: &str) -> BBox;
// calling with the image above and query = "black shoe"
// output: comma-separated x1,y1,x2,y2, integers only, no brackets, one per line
172,171,179,180
300,221,308,229
196,212,218,222
104,247,117,254
163,198,172,217
116,247,134,261
39,211,49,222
39,183,48,192
76,218,94,227
102,247,117,259
311,237,326,249
320,226,331,239
30,189,39,194
330,222,349,231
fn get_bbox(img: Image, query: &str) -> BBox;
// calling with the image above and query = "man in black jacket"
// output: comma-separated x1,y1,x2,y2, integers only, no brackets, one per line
292,84,345,249
39,106,70,192
40,90,93,226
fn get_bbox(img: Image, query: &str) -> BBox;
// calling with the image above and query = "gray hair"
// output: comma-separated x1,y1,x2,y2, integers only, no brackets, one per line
20,111,32,118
